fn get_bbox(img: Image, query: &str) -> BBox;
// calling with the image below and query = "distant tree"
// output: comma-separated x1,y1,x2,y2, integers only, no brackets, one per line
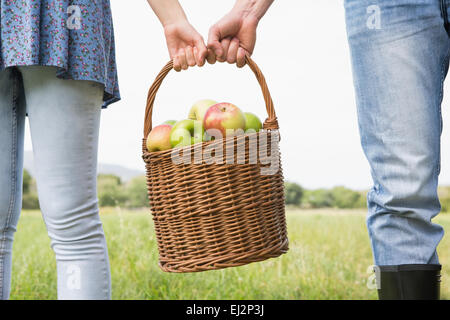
438,186,450,213
97,174,126,207
22,169,40,210
441,199,450,212
330,186,363,209
303,189,334,208
23,169,32,194
124,176,149,208
284,182,304,206
22,193,40,210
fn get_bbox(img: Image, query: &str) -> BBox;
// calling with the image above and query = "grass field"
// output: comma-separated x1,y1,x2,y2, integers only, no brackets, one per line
9,208,450,300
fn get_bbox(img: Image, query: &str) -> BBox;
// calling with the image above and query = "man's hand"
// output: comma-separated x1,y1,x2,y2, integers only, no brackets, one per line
207,12,258,68
164,20,207,72
207,0,273,68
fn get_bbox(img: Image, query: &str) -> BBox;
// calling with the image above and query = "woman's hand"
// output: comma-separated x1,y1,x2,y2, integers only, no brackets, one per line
207,0,274,68
147,0,207,71
164,20,207,72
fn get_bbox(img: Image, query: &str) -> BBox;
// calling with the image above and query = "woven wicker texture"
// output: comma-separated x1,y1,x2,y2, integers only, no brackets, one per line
142,56,288,272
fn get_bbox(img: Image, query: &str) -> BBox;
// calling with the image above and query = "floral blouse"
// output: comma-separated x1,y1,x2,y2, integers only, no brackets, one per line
0,0,120,108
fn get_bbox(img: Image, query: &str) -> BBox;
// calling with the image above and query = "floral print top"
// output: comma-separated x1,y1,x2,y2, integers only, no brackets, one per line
0,0,120,108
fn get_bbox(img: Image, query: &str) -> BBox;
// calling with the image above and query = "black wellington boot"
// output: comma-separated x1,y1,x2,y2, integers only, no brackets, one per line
375,264,442,300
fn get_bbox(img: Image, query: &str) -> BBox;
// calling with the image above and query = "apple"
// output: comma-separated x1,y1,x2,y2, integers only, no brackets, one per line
163,120,177,126
188,99,217,122
244,112,262,132
203,102,246,138
146,124,173,152
170,119,204,148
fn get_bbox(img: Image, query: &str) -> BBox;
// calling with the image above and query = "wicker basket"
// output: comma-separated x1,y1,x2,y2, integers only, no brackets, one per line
142,56,288,273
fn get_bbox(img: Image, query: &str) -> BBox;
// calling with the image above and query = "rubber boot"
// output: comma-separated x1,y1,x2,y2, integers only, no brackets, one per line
375,264,441,300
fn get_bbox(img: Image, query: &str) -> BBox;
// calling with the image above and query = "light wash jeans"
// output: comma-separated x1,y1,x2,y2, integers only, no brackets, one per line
345,0,449,266
0,66,111,299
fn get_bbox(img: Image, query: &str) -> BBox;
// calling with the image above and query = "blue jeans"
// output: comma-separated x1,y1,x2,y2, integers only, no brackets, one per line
0,66,111,299
345,0,449,265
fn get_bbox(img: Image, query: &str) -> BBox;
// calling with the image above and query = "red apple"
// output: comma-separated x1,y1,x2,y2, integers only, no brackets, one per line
146,124,173,152
203,103,246,139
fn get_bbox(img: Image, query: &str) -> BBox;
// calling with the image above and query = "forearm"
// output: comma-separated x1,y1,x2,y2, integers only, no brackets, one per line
146,0,187,26
231,0,274,21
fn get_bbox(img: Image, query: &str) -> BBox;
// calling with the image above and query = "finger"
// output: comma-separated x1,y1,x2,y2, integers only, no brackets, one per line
236,47,247,68
207,25,223,58
217,37,231,62
193,47,199,67
227,38,239,64
178,48,188,70
194,38,208,67
185,46,196,67
206,48,217,65
173,55,182,72
194,47,206,67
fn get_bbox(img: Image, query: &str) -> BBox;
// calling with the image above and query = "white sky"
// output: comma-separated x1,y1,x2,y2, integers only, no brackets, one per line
22,0,450,190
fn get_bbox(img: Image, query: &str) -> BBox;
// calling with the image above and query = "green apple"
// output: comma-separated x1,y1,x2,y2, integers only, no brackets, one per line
188,99,217,121
170,119,204,148
244,112,262,132
163,120,177,126
203,102,246,138
146,124,173,152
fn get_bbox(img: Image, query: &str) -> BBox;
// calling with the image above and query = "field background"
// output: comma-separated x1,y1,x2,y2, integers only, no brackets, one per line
9,208,450,300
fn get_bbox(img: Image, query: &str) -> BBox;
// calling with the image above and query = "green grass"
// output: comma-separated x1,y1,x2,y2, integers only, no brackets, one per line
9,208,450,300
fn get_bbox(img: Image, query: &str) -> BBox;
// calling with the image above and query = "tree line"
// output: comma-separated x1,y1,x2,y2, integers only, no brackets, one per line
284,181,367,209
21,170,450,212
285,181,450,212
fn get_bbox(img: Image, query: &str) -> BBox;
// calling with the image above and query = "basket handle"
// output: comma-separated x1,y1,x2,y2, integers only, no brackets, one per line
143,56,278,138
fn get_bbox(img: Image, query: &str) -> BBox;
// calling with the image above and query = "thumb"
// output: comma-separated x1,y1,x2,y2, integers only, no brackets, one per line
207,25,223,58
236,47,247,68
195,37,208,67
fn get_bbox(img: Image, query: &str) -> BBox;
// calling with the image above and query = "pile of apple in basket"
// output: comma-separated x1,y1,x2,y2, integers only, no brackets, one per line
146,99,263,152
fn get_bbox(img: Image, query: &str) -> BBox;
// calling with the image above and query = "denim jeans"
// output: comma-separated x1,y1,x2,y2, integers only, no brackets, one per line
0,66,111,299
345,0,449,265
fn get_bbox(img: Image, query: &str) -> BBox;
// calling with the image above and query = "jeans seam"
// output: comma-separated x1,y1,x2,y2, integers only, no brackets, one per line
0,71,19,300
437,46,450,177
441,0,450,36
89,103,109,299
